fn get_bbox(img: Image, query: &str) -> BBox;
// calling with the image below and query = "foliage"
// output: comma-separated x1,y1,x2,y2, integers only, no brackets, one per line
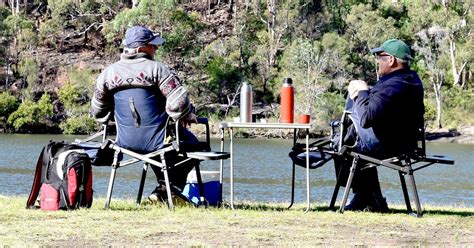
7,93,53,131
103,0,176,45
204,57,241,103
58,67,95,110
442,87,474,128
2,14,35,37
39,0,117,48
59,115,97,134
17,57,40,86
0,92,19,120
423,99,437,128
314,91,345,131
0,1,472,134
0,7,10,65
344,3,399,81
164,9,205,58
58,67,98,134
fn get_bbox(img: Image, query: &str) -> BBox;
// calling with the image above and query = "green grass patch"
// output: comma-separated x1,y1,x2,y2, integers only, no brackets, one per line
1,196,473,246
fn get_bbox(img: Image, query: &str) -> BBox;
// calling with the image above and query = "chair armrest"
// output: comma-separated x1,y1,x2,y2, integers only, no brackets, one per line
424,155,455,165
174,117,211,152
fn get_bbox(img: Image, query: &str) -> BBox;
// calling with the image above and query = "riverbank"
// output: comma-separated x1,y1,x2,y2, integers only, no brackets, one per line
203,121,474,144
1,196,472,246
1,120,473,144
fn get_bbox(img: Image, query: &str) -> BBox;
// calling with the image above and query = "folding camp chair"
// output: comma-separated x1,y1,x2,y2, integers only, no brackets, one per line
98,88,229,210
290,110,454,216
333,113,455,217
102,117,229,209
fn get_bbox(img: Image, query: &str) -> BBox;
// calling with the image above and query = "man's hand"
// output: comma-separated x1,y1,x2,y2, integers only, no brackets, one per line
348,80,369,100
180,112,198,128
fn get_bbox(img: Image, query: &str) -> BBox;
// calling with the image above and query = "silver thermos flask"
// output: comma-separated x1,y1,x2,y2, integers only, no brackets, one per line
240,82,253,122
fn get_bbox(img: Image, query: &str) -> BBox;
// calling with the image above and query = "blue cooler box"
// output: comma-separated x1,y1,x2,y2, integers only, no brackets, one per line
182,170,221,206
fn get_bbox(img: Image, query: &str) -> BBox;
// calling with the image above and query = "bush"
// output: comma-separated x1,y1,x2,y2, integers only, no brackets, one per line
60,115,97,134
0,92,19,120
423,99,437,128
7,93,53,131
442,87,474,128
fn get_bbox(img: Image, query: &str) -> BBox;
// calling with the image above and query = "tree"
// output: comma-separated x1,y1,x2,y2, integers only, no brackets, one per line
280,38,330,116
249,0,297,96
408,1,473,128
58,67,97,134
2,13,35,84
414,28,447,129
344,3,398,81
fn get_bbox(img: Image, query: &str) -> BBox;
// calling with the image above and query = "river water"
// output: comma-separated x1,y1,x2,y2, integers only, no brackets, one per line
0,134,473,207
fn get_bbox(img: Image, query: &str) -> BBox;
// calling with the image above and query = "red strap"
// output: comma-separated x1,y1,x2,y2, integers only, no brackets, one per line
26,146,47,208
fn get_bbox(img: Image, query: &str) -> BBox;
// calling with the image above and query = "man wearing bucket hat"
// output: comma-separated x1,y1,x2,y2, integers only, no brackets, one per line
341,39,424,212
91,25,199,204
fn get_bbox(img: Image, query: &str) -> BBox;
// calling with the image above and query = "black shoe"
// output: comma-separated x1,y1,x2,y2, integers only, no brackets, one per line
368,195,389,213
148,185,192,207
148,185,167,204
344,193,369,211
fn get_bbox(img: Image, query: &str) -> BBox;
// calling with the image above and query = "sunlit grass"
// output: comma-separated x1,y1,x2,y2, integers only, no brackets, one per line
1,196,472,246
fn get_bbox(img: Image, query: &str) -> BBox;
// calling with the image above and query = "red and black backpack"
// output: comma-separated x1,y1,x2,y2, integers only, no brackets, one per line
26,141,93,211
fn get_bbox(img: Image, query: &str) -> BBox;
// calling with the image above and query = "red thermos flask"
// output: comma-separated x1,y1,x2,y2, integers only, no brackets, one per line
280,78,294,123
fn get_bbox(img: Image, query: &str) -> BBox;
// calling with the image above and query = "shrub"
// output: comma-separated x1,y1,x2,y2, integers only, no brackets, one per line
7,93,53,131
0,92,19,120
59,115,97,134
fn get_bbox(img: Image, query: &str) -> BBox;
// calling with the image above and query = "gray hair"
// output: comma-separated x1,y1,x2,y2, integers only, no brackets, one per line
395,57,410,67
123,47,139,55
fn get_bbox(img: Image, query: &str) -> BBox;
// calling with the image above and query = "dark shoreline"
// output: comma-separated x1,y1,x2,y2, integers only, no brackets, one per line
1,126,473,144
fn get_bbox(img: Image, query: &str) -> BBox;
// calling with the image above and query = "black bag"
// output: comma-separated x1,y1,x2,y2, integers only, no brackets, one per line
26,141,93,210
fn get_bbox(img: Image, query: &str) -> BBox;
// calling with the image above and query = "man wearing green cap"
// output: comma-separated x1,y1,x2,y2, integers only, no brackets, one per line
342,39,425,212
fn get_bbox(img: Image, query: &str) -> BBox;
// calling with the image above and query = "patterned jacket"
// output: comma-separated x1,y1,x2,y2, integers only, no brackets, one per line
91,52,193,122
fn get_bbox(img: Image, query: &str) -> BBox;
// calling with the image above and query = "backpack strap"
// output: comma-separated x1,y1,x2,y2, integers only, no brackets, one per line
26,144,50,208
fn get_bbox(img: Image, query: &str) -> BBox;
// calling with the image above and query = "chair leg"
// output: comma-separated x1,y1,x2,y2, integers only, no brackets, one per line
339,155,359,213
105,151,120,209
136,162,149,207
288,163,296,209
329,184,340,211
161,154,174,210
407,171,423,217
399,171,412,212
194,164,208,207
330,162,346,210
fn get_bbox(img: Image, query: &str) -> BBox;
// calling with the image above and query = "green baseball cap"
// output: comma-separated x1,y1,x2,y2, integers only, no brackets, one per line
370,39,413,60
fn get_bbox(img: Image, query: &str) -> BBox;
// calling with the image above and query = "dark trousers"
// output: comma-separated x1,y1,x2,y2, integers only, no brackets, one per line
343,97,384,197
151,154,198,190
151,127,200,191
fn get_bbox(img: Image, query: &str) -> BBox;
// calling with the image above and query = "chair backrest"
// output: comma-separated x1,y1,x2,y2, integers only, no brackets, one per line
413,126,427,159
114,88,168,153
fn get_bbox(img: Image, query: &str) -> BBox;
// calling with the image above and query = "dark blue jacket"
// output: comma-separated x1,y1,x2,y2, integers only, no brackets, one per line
355,68,424,155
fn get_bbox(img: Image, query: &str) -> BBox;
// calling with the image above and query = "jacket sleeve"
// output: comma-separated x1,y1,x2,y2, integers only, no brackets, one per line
158,67,193,121
90,71,113,122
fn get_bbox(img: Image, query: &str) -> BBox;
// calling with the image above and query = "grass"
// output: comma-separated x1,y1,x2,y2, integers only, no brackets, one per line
1,196,473,246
